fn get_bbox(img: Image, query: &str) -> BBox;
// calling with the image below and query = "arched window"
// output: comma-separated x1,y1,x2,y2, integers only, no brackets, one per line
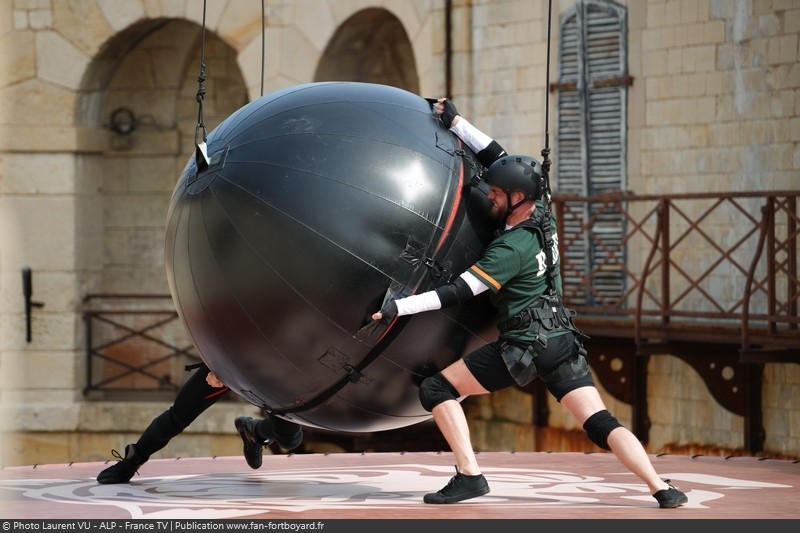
314,8,419,93
556,0,630,305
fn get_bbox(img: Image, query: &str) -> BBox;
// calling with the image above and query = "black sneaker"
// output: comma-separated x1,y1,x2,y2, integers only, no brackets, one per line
235,416,269,469
653,480,688,508
423,466,490,504
96,444,144,484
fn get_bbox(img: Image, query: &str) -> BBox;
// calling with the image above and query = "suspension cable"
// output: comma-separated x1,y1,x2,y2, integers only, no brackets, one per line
261,0,265,97
541,0,553,203
194,0,208,146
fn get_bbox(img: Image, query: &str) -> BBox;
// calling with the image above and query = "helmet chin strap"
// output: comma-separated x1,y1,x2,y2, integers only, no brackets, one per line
504,195,537,226
506,192,528,214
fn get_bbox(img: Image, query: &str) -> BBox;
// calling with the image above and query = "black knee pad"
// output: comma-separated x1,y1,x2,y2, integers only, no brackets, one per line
419,373,459,412
582,409,622,451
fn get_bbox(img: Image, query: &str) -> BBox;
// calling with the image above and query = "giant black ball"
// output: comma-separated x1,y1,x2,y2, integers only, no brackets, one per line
165,82,497,433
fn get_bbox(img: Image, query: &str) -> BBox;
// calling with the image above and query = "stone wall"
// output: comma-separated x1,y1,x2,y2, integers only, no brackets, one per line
1,0,798,467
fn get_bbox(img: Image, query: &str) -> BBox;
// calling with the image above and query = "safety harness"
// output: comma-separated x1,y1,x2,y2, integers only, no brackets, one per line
495,204,587,387
500,212,572,329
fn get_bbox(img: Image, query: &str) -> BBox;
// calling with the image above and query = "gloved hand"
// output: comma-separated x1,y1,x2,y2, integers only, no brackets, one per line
426,97,459,128
439,98,459,128
371,299,398,323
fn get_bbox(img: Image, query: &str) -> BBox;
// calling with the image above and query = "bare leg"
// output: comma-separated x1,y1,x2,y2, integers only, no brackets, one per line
560,386,670,494
422,359,492,503
431,359,490,476
430,400,481,475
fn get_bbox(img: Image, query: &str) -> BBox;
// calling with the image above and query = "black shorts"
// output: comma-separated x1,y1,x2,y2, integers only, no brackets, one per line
463,331,595,401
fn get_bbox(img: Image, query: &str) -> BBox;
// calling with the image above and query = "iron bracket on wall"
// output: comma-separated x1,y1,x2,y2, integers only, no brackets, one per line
22,267,45,343
636,339,765,453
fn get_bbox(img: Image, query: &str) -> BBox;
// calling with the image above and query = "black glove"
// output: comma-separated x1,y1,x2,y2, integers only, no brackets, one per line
440,98,459,128
378,299,398,323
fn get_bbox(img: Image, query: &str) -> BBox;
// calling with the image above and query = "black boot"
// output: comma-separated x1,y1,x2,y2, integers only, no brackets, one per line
97,444,145,484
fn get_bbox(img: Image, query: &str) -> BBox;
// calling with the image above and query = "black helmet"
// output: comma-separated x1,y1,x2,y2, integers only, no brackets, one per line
483,155,543,200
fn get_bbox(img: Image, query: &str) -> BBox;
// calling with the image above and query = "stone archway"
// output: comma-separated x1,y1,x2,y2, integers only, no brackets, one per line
75,19,248,394
79,18,246,294
313,8,420,93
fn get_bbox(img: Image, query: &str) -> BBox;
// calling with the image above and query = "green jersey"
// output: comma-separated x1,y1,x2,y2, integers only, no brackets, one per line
467,212,563,343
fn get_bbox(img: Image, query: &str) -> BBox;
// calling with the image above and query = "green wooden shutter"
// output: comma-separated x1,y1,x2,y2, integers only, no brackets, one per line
556,0,628,306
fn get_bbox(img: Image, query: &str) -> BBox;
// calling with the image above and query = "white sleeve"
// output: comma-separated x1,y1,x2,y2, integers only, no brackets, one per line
450,117,494,154
394,271,488,317
395,291,442,316
460,271,489,296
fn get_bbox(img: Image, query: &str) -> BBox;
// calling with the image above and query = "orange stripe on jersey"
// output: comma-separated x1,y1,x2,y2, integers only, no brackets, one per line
469,265,501,290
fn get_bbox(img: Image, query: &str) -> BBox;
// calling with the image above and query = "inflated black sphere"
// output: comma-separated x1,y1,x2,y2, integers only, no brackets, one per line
165,82,497,432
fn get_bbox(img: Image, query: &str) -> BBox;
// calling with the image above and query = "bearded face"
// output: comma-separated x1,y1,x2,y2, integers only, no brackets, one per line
487,186,509,221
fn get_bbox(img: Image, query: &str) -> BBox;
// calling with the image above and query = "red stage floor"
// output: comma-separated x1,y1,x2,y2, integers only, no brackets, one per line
1,451,798,520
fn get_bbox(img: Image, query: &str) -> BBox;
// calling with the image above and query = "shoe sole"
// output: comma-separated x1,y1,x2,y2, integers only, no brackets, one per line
659,496,688,508
423,486,490,504
96,477,130,484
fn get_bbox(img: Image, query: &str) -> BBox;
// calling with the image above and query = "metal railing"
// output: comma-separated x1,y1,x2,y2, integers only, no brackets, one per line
83,294,204,400
83,191,799,402
553,190,799,361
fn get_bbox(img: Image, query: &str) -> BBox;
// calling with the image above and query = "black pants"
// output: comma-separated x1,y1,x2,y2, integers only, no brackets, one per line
134,363,228,461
